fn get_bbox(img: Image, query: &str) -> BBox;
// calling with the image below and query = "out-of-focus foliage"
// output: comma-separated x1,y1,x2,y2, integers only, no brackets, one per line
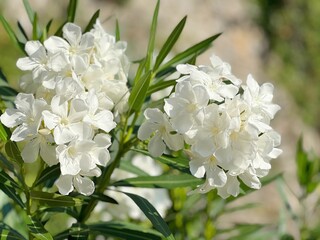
254,0,320,129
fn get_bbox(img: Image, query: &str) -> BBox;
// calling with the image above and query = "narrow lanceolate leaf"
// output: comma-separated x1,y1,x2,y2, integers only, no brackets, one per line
43,207,78,218
122,191,175,240
0,86,19,97
17,21,29,41
30,191,83,207
157,33,222,74
0,16,25,52
0,68,8,83
0,183,25,209
147,79,176,96
0,122,8,141
5,141,24,165
69,223,89,240
0,170,21,189
33,164,60,187
145,0,160,71
84,10,100,33
89,221,162,240
32,13,39,40
23,0,35,23
115,19,120,42
67,0,78,23
0,153,15,174
89,193,118,204
0,222,26,240
128,71,152,113
113,174,204,189
133,149,190,174
153,16,187,70
119,160,149,176
27,216,53,240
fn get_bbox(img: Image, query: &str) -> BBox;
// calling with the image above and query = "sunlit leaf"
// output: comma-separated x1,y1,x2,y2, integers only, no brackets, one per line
0,222,26,240
112,174,203,189
128,71,152,113
119,160,149,176
0,122,8,141
145,0,160,71
22,0,35,24
0,15,25,52
69,223,89,240
30,191,83,207
0,170,21,189
115,19,120,42
153,16,187,70
27,216,53,240
156,33,221,74
147,79,176,96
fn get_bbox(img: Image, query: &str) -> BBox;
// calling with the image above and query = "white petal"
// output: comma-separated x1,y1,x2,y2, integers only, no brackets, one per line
44,36,69,53
148,133,166,157
138,122,157,140
21,138,40,163
54,125,77,144
56,175,74,195
86,110,116,133
11,125,32,142
189,159,206,178
73,175,95,196
207,167,227,187
0,109,24,128
40,141,58,166
42,110,60,130
16,57,38,71
63,23,82,46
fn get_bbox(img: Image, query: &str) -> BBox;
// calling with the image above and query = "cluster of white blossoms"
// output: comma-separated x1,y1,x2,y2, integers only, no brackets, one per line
138,55,282,198
0,20,129,195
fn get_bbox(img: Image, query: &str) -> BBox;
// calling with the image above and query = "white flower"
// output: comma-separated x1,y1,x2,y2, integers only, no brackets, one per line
138,108,184,157
243,74,281,121
42,96,89,144
0,93,48,142
16,41,48,82
192,104,231,157
217,174,240,199
164,81,209,134
82,90,116,133
21,128,57,165
188,150,227,191
44,23,94,56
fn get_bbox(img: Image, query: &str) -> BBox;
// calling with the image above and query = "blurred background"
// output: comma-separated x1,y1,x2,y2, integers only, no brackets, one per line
1,0,320,239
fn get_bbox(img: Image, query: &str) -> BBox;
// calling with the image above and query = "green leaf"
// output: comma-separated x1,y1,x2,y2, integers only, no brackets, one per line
122,191,175,239
115,19,120,42
153,16,187,70
69,223,89,240
0,68,8,83
113,174,204,189
145,0,160,71
0,170,21,189
119,160,149,176
27,216,53,240
33,165,60,187
0,153,15,174
84,10,100,33
67,0,78,23
0,183,25,209
133,149,190,173
89,193,118,204
22,0,35,23
156,33,221,74
30,191,83,207
17,21,29,41
0,122,8,141
0,15,25,53
0,222,26,240
88,221,162,240
128,71,152,113
296,137,309,186
5,141,24,165
0,86,19,97
147,79,176,96
32,12,39,40
43,207,78,218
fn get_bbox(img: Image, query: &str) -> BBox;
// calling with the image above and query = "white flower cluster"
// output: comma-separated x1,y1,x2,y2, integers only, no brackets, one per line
0,21,129,195
138,55,282,198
